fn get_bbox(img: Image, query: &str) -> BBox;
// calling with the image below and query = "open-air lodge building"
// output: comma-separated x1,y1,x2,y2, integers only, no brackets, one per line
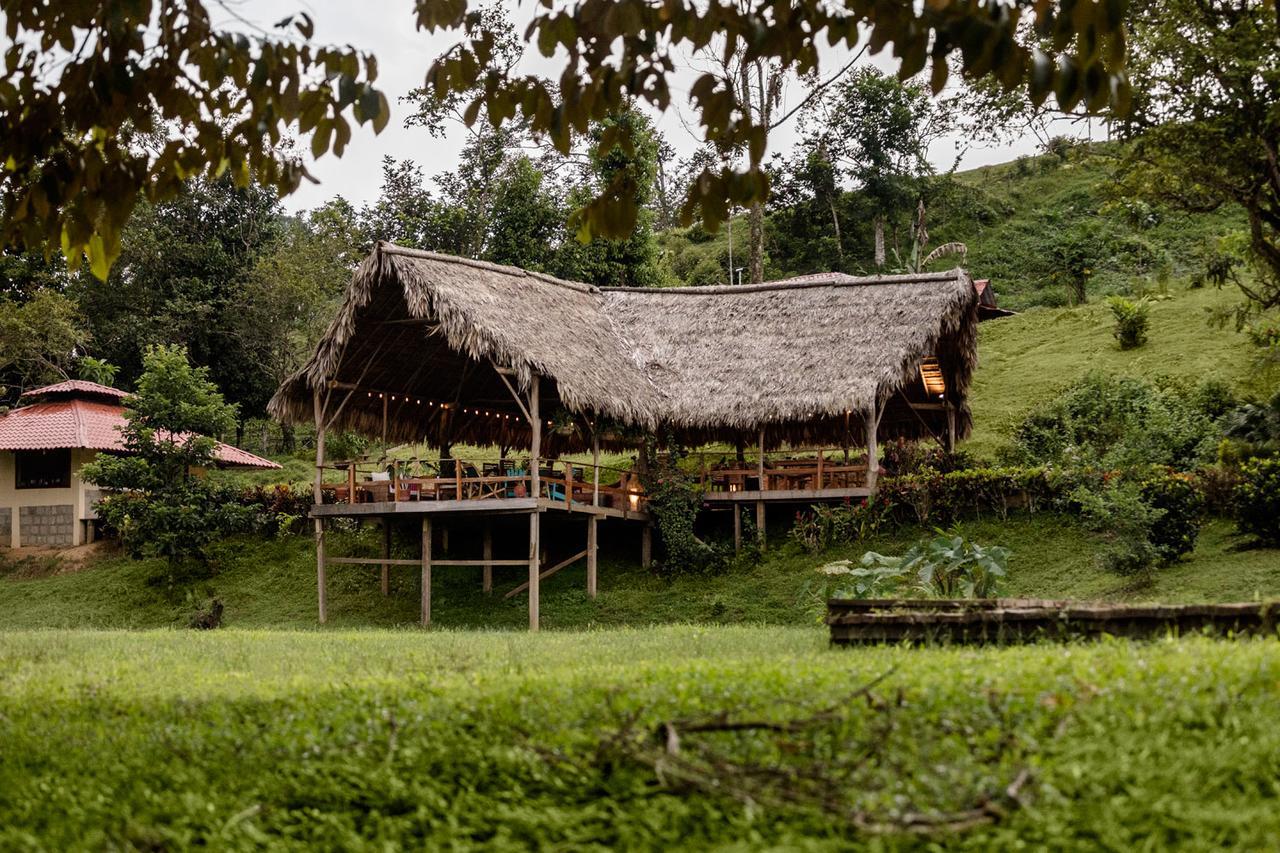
271,242,981,630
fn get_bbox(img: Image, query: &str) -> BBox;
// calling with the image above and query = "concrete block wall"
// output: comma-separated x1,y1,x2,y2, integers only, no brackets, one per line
18,504,74,547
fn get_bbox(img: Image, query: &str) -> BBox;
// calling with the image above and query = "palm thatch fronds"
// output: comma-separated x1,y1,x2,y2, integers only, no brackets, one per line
269,243,979,452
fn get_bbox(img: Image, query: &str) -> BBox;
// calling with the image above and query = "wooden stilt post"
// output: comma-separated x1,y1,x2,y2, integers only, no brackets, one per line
587,515,598,598
641,525,652,570
945,400,957,454
313,390,328,624
420,516,432,627
756,427,766,547
528,374,541,631
381,519,391,596
381,392,388,450
733,505,742,553
865,400,880,491
482,522,493,594
592,433,600,507
316,521,327,624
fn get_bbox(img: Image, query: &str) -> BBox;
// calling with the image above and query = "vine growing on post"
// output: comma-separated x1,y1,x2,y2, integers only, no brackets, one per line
641,436,724,574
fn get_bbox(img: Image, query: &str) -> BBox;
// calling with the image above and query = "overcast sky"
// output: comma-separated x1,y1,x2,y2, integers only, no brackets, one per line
222,0,1051,214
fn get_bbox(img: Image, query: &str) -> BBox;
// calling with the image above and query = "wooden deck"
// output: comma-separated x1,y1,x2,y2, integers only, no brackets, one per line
702,486,872,503
311,496,650,522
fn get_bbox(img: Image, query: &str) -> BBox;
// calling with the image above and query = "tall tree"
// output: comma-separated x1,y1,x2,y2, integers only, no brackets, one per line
801,69,950,268
71,178,283,429
0,289,89,400
238,198,364,448
558,111,665,287
1111,0,1280,320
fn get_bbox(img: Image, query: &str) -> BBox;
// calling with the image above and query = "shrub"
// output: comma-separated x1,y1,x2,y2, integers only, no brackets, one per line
1234,457,1280,545
1107,295,1150,349
238,484,313,537
1071,481,1161,576
791,498,892,553
1139,470,1205,563
1009,373,1224,471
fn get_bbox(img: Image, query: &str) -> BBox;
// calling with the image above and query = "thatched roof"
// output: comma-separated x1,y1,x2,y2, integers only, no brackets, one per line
270,243,978,452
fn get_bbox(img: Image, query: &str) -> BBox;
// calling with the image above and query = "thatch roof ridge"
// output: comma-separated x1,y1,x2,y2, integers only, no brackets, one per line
376,242,600,294
599,269,964,295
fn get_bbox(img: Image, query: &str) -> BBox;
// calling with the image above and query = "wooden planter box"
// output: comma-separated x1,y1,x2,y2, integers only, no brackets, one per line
827,598,1280,645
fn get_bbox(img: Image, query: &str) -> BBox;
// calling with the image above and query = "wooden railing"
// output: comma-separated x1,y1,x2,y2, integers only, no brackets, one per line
317,458,647,512
686,447,872,492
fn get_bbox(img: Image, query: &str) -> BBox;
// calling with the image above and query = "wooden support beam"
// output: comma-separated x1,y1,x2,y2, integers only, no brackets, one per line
316,520,327,625
756,500,766,548
945,400,957,454
313,389,328,625
733,505,742,554
505,548,589,599
592,433,600,507
327,557,427,566
641,525,652,570
483,523,493,594
421,517,432,627
587,515,598,599
865,400,881,491
528,374,541,632
381,519,391,596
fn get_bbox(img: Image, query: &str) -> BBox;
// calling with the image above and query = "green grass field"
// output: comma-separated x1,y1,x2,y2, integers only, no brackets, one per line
2,628,1278,849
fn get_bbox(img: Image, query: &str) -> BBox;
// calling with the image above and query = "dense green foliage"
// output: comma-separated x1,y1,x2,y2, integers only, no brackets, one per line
3,630,1280,848
418,0,1127,240
1235,457,1280,546
1008,373,1228,470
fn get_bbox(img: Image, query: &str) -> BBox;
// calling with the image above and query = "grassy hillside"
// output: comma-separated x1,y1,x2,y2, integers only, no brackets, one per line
660,144,1245,311
3,512,1276,631
3,628,1279,849
967,284,1278,457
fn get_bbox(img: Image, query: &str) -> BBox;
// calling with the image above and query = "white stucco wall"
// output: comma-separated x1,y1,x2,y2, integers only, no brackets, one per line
0,448,98,547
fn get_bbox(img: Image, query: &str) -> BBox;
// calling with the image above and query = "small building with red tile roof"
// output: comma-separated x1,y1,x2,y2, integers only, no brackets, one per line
0,380,280,548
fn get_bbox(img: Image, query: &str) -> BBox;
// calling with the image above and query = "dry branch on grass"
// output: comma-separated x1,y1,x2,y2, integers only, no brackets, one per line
536,670,1066,838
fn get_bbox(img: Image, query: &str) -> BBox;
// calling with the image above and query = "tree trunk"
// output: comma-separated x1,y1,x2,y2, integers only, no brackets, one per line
748,201,765,283
874,215,885,268
830,199,844,262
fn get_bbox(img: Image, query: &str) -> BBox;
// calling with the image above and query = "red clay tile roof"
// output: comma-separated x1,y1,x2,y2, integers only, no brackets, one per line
20,380,129,400
0,399,281,469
